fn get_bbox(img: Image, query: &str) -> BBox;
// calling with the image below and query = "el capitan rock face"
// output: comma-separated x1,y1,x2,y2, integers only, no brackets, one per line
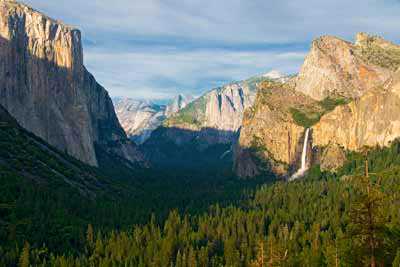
0,0,143,166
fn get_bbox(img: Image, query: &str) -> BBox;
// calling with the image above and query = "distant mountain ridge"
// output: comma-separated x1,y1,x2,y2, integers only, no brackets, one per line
141,72,293,168
115,94,193,144
159,72,292,145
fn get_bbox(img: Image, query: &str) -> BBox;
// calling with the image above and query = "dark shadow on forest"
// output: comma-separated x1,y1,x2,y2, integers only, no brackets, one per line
140,126,238,173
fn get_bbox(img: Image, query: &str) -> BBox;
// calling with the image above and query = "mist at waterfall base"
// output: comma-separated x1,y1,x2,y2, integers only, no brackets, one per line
289,128,310,181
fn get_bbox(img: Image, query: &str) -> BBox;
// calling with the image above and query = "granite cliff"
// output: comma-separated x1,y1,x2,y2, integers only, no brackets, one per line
312,68,400,170
154,75,286,146
235,33,400,177
165,94,193,117
293,33,396,100
234,81,326,177
0,0,144,166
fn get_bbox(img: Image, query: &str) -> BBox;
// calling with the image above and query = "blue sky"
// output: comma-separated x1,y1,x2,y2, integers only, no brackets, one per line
23,0,400,101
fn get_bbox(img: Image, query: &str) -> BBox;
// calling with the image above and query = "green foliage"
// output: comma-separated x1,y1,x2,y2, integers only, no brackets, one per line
346,175,388,266
241,76,270,92
360,45,400,70
393,249,400,267
0,116,272,263
318,96,348,111
163,96,207,127
290,97,348,127
289,107,321,127
18,242,29,267
6,162,399,266
2,111,400,266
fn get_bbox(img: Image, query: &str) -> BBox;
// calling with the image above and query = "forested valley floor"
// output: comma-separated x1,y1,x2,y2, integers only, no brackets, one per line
2,118,400,266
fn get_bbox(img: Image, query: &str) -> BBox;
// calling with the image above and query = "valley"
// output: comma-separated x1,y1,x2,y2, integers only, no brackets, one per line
1,0,400,266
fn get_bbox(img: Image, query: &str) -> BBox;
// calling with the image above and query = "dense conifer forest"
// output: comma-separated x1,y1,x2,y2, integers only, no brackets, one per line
2,113,400,266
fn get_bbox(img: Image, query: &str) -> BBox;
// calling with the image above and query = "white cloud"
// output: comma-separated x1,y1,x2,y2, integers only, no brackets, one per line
23,0,400,44
84,47,307,98
21,0,400,99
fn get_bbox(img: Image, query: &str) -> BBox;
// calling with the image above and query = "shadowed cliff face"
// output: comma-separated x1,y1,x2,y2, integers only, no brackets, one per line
0,1,143,166
141,74,292,174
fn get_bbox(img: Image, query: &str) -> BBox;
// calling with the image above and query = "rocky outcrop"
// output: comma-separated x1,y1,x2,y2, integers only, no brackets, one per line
115,95,193,144
234,81,321,177
164,94,193,117
156,75,282,147
0,0,143,166
235,33,400,177
141,74,292,168
293,33,396,101
319,143,347,171
263,71,294,84
309,35,400,171
312,69,400,170
115,99,166,144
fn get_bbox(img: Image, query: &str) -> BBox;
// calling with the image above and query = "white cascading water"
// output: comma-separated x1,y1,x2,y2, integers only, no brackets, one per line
289,128,310,181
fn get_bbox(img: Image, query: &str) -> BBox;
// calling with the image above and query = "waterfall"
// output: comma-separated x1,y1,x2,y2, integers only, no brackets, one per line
289,128,310,181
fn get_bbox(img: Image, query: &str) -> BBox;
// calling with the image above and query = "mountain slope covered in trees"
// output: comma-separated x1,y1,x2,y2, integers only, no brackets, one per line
3,137,400,266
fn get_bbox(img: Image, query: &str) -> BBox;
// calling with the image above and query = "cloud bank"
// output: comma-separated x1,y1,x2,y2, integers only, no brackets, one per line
23,0,400,100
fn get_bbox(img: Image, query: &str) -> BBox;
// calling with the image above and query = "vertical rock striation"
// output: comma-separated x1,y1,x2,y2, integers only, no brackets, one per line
153,75,283,147
235,33,400,177
293,34,394,101
0,0,142,166
141,74,291,168
234,81,319,177
312,69,400,166
164,94,193,117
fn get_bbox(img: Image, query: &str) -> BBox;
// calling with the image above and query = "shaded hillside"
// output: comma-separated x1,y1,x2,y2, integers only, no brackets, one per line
0,104,271,256
0,104,121,252
142,73,292,169
141,126,234,170
4,140,400,266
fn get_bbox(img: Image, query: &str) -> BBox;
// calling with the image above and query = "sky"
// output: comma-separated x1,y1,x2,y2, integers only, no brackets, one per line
23,0,400,102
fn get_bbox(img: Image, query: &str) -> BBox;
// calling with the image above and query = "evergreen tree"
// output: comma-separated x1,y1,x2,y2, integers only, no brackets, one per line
86,224,94,250
252,240,266,267
18,241,29,267
393,249,400,267
347,174,387,267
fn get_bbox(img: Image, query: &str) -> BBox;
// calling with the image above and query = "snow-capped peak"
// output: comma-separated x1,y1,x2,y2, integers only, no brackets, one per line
262,70,284,79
